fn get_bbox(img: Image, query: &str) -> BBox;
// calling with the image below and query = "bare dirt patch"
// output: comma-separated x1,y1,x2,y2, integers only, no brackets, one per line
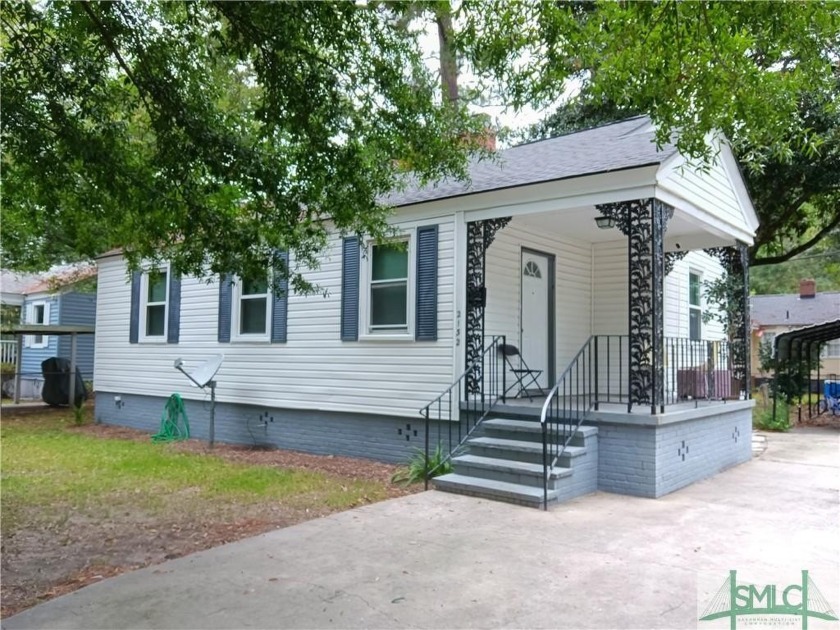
1,410,420,619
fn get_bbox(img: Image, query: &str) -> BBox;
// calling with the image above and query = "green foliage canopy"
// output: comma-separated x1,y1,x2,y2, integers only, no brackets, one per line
3,1,839,287
1,1,484,289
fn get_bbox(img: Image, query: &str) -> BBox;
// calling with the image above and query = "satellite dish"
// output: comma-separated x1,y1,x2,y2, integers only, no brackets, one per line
174,354,223,388
173,354,224,448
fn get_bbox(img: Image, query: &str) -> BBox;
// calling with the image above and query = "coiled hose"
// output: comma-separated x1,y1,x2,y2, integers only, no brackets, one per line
152,393,190,442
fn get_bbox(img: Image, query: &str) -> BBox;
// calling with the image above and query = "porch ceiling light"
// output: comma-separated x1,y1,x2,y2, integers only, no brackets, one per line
595,215,616,230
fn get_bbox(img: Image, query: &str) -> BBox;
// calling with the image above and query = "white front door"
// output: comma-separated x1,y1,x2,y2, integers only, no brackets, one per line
520,250,551,390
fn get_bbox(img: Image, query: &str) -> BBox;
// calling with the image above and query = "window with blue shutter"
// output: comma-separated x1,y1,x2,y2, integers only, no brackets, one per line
218,274,233,343
341,236,360,341
415,225,438,341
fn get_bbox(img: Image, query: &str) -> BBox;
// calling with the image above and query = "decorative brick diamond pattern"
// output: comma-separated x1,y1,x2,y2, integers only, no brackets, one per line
397,423,419,442
732,426,740,443
678,440,689,462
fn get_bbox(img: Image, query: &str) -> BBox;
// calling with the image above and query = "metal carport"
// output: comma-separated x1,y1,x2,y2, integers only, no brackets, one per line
773,318,840,422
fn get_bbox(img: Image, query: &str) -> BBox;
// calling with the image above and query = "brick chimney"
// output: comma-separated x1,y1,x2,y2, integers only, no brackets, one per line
799,278,816,299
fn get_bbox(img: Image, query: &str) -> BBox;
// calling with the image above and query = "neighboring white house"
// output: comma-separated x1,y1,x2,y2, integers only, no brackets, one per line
94,117,758,506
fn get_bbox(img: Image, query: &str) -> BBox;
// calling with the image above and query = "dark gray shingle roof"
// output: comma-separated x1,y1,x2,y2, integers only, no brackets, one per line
386,116,678,207
751,292,840,327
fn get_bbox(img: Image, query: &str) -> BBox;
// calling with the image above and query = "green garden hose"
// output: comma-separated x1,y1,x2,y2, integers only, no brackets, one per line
152,393,190,442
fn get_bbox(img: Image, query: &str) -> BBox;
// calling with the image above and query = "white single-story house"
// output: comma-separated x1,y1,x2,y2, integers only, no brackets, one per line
94,117,758,508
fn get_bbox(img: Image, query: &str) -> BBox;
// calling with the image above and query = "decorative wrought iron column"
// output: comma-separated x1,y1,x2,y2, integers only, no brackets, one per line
597,199,673,414
705,243,751,399
465,218,510,395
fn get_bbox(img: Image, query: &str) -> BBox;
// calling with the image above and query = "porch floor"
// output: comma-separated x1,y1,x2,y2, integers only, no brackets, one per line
489,395,744,419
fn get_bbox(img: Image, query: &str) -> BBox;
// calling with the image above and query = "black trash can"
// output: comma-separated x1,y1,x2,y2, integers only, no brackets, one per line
41,357,87,407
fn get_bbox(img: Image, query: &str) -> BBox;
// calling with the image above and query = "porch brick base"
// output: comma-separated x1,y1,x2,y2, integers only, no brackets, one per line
593,405,753,498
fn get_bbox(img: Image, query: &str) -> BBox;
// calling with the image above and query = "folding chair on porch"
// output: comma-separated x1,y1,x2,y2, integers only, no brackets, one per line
498,343,546,401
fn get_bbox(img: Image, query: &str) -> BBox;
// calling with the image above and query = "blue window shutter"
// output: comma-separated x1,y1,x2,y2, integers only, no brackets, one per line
218,274,233,343
129,271,141,344
167,272,181,344
341,237,360,341
415,225,439,341
271,251,289,343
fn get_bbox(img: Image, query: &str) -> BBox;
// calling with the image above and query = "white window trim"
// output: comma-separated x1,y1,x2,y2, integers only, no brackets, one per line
359,231,416,341
230,275,272,342
26,300,50,348
139,264,169,343
688,270,702,341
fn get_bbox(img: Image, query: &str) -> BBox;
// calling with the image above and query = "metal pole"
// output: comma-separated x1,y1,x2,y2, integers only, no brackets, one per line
13,334,23,404
208,380,216,448
816,343,821,416
69,333,78,408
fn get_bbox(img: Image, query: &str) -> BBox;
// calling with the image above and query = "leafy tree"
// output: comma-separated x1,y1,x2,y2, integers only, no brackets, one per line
750,228,840,294
3,0,839,287
1,1,486,290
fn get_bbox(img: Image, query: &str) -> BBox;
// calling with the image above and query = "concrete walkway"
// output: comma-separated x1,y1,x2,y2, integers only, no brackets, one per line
5,427,839,630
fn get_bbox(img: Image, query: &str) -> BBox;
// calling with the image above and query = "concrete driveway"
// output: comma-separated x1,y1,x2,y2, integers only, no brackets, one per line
5,427,839,630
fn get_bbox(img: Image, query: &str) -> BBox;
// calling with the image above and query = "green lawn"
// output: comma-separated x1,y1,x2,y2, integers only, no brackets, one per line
1,412,390,532
1,409,403,617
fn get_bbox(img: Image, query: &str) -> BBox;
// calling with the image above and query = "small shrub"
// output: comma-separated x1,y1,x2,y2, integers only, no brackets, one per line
72,405,86,426
391,442,453,486
0,361,15,379
753,400,790,432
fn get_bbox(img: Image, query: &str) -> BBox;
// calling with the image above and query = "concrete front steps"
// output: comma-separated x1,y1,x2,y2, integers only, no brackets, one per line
432,417,599,508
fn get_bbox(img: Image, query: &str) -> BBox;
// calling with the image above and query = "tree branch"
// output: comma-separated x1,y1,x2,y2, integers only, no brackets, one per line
752,213,840,266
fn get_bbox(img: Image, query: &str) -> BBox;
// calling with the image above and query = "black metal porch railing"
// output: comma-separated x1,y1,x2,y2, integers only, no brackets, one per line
590,336,741,409
419,335,506,489
663,337,739,405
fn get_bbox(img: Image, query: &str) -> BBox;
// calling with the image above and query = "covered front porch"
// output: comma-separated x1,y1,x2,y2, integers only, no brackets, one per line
415,117,758,507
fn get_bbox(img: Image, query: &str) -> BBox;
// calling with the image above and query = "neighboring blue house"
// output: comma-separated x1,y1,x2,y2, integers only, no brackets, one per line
18,268,97,394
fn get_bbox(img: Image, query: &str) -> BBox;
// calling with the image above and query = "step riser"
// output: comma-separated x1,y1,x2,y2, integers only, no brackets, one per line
483,427,588,449
433,479,555,508
453,463,552,488
468,445,544,465
467,445,580,468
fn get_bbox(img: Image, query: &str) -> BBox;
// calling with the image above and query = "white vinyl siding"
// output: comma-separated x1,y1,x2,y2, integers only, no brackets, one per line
484,216,592,377
593,246,726,342
659,156,746,231
94,216,455,418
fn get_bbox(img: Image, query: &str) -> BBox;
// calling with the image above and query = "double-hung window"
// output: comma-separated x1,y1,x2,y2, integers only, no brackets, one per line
360,237,414,337
141,268,169,340
370,243,409,331
232,276,271,340
689,272,702,341
26,301,49,348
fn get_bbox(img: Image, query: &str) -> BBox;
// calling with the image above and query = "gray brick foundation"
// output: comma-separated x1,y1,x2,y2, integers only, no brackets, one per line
590,402,753,498
95,391,430,464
